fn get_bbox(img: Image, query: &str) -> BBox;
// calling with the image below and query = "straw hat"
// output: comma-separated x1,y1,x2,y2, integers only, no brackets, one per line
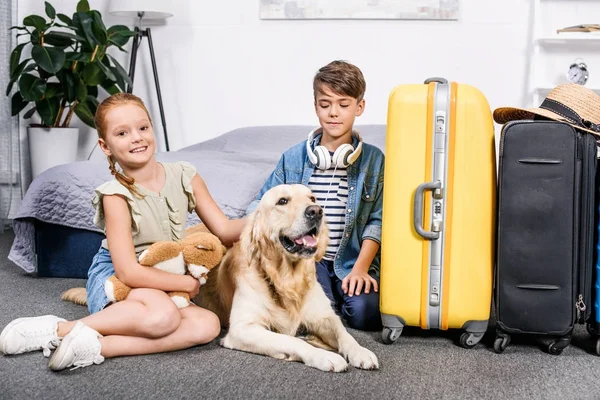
493,84,600,136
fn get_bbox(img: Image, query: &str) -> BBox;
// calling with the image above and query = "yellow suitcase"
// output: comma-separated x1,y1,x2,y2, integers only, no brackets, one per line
380,78,496,348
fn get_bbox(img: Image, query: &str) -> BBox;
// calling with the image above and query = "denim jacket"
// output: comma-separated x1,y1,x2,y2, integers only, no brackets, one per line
246,133,385,279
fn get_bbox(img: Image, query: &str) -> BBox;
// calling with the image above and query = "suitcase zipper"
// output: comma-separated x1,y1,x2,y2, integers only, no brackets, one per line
576,133,595,324
577,294,587,323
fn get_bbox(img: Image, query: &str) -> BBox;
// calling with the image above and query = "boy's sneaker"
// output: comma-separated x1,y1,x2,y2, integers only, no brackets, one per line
0,315,66,357
48,321,104,371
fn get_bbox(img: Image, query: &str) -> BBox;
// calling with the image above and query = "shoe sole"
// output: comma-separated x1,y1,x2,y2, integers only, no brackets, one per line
48,322,84,371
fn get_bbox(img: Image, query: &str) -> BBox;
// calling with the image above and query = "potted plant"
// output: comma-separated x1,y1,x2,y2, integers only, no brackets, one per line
7,0,135,177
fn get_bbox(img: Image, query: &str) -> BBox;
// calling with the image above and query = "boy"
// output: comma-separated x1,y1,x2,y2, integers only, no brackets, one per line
246,60,385,331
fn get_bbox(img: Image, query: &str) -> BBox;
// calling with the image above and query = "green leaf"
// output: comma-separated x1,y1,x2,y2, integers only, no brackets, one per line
65,52,90,62
106,54,132,91
57,13,72,25
22,63,37,73
18,74,46,102
6,80,15,96
44,32,74,48
45,2,56,19
7,60,35,94
107,25,136,47
74,11,99,47
11,92,28,116
31,45,65,73
23,15,47,31
10,58,30,80
76,0,90,12
23,107,37,119
76,78,88,101
87,85,98,97
107,41,127,52
87,95,99,108
82,63,103,86
100,80,120,95
45,82,63,98
9,43,26,74
91,11,108,44
57,70,77,102
75,98,96,128
30,29,40,45
53,31,86,42
36,97,60,126
97,59,116,82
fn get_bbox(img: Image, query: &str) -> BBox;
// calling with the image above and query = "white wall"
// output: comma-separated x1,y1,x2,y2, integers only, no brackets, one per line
16,0,600,159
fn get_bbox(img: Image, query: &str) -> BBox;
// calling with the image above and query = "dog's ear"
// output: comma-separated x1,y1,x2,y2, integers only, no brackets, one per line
242,207,276,263
240,210,257,257
315,218,329,261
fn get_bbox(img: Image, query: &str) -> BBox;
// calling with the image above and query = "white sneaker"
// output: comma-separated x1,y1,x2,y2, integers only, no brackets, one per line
48,321,104,371
0,315,66,357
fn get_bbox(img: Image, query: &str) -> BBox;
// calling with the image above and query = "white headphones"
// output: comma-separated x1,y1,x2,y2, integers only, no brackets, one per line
306,127,363,170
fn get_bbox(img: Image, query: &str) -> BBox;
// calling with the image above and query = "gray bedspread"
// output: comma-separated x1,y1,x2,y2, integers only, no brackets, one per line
9,125,386,273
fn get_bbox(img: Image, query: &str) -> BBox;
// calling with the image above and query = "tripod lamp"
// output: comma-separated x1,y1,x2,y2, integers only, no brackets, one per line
108,0,174,151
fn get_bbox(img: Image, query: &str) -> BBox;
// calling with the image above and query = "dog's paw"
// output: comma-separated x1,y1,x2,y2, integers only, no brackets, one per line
345,345,379,370
304,348,348,372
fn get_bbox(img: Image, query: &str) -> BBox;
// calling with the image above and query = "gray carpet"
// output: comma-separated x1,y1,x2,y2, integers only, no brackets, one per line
1,229,600,400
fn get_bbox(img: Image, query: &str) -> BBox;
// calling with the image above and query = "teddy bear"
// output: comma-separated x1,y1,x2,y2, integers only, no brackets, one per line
104,229,226,309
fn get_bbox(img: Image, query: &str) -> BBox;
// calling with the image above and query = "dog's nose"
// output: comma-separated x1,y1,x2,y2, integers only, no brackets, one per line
305,205,323,221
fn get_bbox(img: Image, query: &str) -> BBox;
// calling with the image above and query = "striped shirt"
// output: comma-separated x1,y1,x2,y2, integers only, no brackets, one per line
308,167,348,261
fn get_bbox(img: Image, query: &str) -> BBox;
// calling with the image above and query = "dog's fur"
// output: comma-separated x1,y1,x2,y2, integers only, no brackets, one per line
195,184,378,372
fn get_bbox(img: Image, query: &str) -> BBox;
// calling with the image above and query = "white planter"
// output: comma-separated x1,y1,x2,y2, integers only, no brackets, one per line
28,127,79,178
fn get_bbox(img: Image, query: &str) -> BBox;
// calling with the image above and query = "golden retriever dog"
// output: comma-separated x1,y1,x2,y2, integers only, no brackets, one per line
195,184,379,372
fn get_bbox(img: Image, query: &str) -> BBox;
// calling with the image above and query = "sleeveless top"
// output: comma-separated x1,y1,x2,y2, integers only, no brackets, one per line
92,161,197,255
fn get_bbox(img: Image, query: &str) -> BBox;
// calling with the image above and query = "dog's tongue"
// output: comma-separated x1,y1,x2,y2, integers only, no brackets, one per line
294,235,317,247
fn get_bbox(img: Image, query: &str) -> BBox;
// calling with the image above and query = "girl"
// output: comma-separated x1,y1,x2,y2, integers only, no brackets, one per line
0,93,246,371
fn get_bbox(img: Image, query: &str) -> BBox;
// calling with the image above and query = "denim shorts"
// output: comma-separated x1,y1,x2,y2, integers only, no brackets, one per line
86,247,115,314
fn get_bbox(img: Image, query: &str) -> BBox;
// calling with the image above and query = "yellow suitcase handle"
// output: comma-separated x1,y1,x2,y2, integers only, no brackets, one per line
414,181,442,240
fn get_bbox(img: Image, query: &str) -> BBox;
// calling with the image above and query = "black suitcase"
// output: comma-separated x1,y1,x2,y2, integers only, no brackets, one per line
493,120,597,355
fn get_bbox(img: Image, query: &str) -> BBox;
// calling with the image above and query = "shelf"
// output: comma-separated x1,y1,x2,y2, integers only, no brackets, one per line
536,34,600,46
534,86,600,93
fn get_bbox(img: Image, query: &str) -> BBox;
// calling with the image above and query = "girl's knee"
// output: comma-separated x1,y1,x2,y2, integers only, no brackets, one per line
190,309,221,344
144,307,181,338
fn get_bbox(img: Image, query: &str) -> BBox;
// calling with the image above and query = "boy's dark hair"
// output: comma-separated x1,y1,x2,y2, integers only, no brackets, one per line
313,60,366,101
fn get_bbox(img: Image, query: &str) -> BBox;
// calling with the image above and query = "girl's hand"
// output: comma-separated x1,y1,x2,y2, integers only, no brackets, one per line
185,276,201,299
341,268,379,297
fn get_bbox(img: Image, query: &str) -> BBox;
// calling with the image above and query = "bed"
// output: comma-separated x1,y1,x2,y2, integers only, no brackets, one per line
8,125,386,278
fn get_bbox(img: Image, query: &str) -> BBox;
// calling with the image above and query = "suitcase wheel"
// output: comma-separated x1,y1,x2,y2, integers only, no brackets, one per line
547,337,570,356
595,339,600,356
459,332,483,349
381,327,402,344
493,334,510,354
586,322,597,336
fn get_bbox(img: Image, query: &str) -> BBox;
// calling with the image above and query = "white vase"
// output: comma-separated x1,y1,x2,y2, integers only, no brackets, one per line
28,127,79,178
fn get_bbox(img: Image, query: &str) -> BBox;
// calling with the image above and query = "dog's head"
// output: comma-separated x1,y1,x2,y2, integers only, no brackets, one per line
242,184,329,261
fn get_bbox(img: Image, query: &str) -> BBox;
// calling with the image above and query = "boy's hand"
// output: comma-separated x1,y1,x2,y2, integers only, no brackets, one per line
341,267,378,297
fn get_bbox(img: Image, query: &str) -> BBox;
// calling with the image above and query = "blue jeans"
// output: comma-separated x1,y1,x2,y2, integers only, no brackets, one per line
86,247,115,314
315,259,382,331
